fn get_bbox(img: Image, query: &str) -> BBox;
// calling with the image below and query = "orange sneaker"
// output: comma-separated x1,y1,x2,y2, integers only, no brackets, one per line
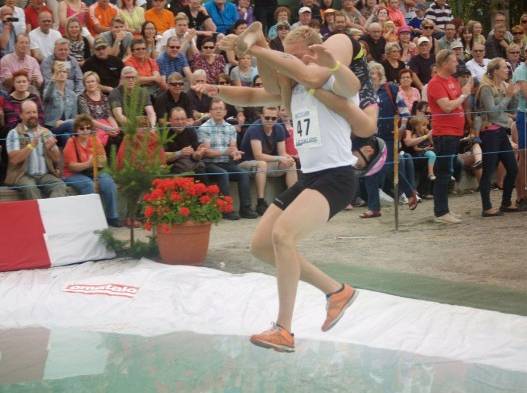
321,284,359,332
250,323,295,352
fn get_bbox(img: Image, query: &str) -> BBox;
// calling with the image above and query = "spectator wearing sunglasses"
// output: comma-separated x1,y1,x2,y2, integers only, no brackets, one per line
238,106,298,216
507,43,522,75
269,20,290,52
466,43,489,82
191,37,226,84
510,25,526,60
125,38,166,95
153,71,192,121
156,36,193,81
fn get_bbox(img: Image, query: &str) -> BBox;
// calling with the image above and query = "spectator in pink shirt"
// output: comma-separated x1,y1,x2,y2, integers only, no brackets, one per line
0,34,43,92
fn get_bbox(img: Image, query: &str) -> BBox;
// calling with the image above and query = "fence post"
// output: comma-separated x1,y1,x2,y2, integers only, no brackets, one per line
92,134,100,193
393,114,399,231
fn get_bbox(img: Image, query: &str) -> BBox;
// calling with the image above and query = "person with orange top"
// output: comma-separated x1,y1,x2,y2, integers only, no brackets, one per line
88,0,119,36
144,0,175,34
125,38,166,94
63,113,121,227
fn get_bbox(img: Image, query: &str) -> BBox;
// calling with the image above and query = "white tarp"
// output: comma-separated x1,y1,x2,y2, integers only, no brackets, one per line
0,259,526,373
39,194,115,266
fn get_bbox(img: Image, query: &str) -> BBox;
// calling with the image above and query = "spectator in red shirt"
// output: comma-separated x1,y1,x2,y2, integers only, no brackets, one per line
427,49,473,224
25,0,52,31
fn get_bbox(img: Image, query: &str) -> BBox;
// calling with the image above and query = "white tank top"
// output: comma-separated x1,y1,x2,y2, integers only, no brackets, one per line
291,77,358,173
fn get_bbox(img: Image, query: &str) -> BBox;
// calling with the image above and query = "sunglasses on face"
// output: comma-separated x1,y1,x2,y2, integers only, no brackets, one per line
509,51,520,54
473,49,484,52
133,47,146,51
168,45,181,49
263,116,277,121
169,81,184,86
423,26,434,30
202,45,215,49
513,31,523,35
277,26,290,30
521,20,527,23
78,126,92,130
218,81,228,85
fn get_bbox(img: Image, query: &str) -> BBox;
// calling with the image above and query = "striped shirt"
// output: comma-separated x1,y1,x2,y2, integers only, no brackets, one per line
156,52,189,78
6,126,48,176
424,2,453,31
197,118,237,163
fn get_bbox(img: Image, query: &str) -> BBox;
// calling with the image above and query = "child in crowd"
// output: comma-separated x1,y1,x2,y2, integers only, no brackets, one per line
408,3,427,37
410,116,436,181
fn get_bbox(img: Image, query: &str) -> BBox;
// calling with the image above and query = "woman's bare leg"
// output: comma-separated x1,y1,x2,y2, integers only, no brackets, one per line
251,203,341,300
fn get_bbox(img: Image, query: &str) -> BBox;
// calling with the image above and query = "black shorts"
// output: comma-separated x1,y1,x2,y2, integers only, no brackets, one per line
273,166,357,220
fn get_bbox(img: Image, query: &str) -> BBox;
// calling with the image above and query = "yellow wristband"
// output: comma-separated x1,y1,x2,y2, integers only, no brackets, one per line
26,144,34,150
329,61,341,73
307,88,315,96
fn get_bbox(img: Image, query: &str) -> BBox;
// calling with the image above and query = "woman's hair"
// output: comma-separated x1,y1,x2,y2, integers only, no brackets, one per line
198,36,215,50
12,69,29,81
384,41,401,54
398,68,413,82
284,26,322,46
118,0,137,8
368,61,386,84
83,70,101,84
65,17,81,39
274,6,291,21
479,57,506,97
131,38,146,50
411,100,428,115
141,21,157,37
73,113,94,132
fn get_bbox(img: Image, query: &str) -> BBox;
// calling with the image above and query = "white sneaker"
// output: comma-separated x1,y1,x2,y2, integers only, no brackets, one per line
434,213,462,224
379,189,394,205
399,193,408,205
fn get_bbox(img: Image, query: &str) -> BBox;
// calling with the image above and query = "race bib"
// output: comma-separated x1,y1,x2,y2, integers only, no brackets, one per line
293,105,321,149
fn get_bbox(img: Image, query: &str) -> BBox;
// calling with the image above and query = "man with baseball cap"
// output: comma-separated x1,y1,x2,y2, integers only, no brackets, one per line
409,36,436,90
292,6,311,29
81,36,124,93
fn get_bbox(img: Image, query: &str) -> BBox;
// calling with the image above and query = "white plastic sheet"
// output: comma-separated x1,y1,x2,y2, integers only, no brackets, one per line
0,258,525,373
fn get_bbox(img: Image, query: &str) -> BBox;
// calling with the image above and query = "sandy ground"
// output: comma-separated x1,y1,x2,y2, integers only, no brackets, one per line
115,190,527,292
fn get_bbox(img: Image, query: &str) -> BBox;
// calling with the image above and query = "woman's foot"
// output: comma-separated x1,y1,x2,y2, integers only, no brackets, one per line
482,208,504,217
428,174,436,181
236,21,266,54
359,210,381,218
407,192,418,210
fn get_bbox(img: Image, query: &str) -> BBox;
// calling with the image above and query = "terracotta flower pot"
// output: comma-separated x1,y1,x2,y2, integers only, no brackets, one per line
156,221,212,265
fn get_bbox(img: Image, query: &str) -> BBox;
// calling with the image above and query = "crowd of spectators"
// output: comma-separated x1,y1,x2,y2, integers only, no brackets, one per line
0,0,526,226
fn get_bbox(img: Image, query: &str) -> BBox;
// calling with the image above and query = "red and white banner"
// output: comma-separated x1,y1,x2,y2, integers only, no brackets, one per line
0,194,115,272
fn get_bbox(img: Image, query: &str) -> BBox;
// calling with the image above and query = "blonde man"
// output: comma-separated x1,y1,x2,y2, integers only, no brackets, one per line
157,12,198,57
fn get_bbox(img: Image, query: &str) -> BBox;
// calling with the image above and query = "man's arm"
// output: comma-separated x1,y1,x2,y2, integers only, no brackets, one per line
0,23,12,49
193,83,282,107
250,139,279,162
112,106,127,125
145,105,157,128
434,78,473,113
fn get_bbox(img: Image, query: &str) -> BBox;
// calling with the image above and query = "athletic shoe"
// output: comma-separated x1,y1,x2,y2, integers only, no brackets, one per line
321,284,359,332
434,213,461,224
250,323,295,352
240,208,258,219
256,200,269,216
223,212,240,220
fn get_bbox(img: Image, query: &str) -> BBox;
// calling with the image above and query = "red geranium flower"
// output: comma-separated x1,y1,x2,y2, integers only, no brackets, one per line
179,207,190,216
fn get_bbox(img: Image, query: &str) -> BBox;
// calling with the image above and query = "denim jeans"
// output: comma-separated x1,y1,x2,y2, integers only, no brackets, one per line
65,172,119,220
383,141,416,198
432,136,460,217
479,128,518,210
50,120,75,147
361,167,386,212
204,161,252,210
